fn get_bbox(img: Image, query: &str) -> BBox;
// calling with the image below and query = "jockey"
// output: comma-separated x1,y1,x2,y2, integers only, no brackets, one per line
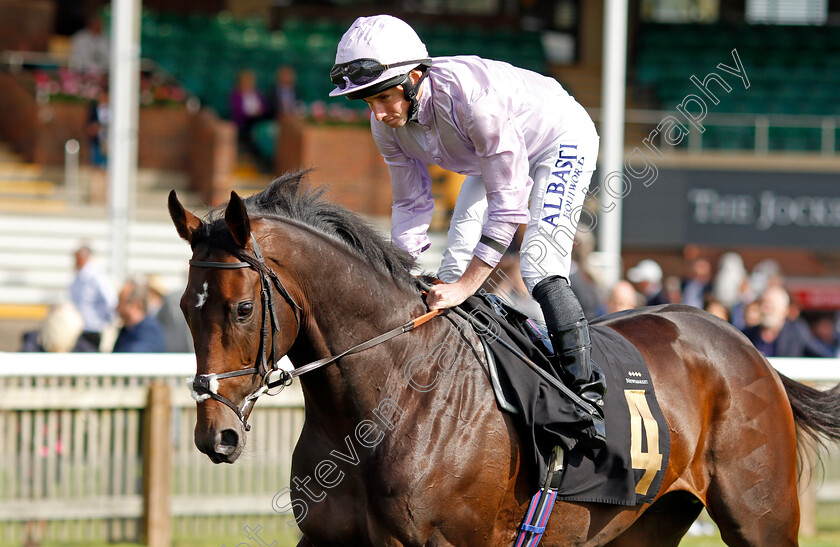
330,15,606,444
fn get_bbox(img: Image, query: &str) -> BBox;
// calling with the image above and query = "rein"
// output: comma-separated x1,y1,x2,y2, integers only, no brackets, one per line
187,232,442,431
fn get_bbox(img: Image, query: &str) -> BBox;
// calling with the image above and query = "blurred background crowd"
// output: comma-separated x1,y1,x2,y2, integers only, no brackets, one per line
491,229,839,359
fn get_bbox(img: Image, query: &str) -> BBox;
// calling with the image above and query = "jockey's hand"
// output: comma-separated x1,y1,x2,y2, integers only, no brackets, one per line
427,281,472,310
426,256,495,310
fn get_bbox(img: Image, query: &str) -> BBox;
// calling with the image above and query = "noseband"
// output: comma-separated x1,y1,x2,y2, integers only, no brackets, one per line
187,233,301,431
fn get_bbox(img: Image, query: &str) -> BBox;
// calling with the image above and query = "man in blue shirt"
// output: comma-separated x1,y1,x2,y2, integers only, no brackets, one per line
113,278,166,353
69,245,116,349
742,286,832,358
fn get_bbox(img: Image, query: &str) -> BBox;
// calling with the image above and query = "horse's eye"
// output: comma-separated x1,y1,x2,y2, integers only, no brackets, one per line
237,302,254,318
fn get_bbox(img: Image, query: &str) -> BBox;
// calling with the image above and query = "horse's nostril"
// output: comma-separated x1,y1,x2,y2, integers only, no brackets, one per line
215,428,239,456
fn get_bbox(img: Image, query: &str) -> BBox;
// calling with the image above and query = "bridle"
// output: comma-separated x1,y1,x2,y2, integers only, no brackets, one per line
187,232,441,432
187,233,301,431
186,234,599,433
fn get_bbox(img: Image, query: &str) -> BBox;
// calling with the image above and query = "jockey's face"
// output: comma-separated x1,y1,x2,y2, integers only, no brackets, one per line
363,85,410,128
362,69,422,128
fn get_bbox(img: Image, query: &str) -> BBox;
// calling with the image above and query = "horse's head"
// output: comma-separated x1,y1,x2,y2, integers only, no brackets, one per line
169,190,300,463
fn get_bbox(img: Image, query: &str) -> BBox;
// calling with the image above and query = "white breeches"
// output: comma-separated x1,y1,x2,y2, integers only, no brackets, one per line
437,125,599,295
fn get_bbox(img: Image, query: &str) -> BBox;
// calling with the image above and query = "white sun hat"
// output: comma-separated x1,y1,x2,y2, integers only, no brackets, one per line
329,15,431,99
627,259,663,284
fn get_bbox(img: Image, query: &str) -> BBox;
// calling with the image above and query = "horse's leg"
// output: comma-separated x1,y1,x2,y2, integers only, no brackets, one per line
604,492,704,547
702,372,801,546
704,465,800,547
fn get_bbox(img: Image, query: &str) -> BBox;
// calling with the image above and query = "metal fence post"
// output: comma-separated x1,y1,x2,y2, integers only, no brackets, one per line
142,382,172,547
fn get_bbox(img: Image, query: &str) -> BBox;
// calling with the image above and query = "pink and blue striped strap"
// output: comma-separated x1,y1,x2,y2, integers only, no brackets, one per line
514,489,558,547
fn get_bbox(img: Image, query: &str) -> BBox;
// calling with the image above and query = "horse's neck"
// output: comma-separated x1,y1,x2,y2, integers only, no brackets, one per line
294,266,422,357
282,235,437,425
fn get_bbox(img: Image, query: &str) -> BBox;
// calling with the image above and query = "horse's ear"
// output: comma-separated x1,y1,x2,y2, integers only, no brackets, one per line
224,191,251,248
168,190,202,243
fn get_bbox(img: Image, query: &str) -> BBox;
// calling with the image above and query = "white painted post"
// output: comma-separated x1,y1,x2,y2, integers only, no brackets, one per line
598,0,629,288
108,0,141,285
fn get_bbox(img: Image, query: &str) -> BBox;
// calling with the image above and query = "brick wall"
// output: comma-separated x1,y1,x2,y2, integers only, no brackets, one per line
0,73,39,159
138,107,193,171
277,120,392,217
0,1,54,52
188,110,237,206
0,72,236,205
0,77,88,165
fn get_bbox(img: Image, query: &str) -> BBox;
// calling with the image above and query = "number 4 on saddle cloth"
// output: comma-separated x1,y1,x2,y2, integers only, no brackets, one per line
458,293,671,506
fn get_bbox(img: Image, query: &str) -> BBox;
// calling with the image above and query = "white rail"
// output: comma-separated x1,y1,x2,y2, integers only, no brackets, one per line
1,354,836,381
0,352,292,377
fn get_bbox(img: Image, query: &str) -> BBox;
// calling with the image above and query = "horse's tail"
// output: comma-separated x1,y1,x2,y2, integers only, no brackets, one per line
779,373,840,456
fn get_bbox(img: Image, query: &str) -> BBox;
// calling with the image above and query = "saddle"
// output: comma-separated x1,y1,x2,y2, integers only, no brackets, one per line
457,293,671,507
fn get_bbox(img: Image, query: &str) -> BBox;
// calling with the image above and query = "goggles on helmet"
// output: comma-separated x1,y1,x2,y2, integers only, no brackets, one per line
330,58,430,89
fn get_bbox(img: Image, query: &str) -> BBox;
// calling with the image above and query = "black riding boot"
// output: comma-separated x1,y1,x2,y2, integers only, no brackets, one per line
532,275,607,447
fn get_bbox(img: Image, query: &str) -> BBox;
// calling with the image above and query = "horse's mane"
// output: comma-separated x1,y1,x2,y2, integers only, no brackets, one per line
195,171,418,290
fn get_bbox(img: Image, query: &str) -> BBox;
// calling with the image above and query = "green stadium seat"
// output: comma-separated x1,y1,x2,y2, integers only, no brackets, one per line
634,22,838,151
702,126,755,151
252,120,277,160
769,127,821,152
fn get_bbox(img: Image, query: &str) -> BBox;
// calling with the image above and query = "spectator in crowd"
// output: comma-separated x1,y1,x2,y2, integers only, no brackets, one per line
741,286,832,358
86,86,109,203
113,278,166,353
568,231,605,320
70,14,110,73
750,259,783,296
742,299,762,329
148,276,194,353
703,296,730,322
807,313,839,358
145,275,168,317
627,259,669,306
664,275,683,306
21,302,98,353
681,257,713,308
607,280,641,314
491,254,544,322
68,244,116,350
729,278,756,331
270,65,300,119
713,252,747,310
229,69,272,169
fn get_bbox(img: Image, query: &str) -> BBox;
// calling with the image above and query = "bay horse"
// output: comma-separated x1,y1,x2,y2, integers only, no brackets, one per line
169,173,840,546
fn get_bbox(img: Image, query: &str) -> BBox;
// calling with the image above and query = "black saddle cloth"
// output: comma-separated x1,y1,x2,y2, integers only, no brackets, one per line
458,294,670,506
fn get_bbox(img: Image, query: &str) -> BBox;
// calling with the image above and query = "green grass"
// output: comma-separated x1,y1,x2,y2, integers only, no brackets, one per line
7,500,840,547
680,533,840,546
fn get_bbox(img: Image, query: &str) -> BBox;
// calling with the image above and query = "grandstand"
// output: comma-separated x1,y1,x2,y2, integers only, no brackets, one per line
633,23,840,152
132,8,547,156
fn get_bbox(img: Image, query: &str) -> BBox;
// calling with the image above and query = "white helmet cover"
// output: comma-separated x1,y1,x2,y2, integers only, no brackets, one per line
329,15,430,98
